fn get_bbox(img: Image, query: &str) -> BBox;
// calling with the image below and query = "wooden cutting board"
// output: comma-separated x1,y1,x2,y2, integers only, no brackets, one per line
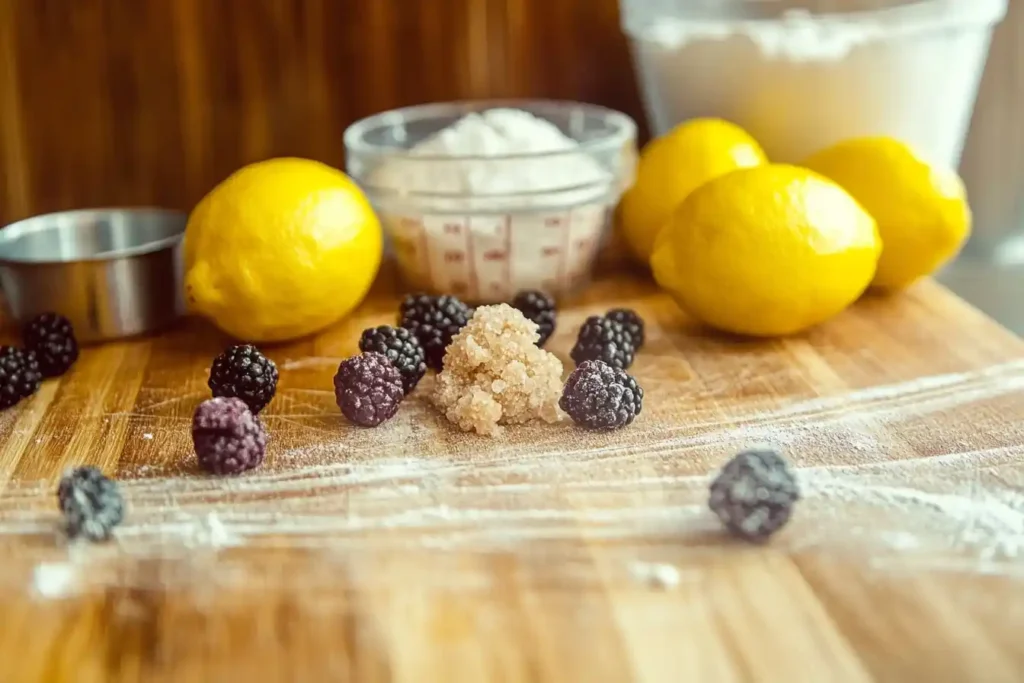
1,267,1023,683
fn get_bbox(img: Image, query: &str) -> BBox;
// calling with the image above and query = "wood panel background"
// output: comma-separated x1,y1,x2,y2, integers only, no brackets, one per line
0,0,643,226
0,0,1021,234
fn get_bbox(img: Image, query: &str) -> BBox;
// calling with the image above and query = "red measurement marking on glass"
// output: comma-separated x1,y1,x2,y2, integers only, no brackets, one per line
575,238,594,253
542,246,561,257
558,211,573,289
444,222,462,235
504,216,512,289
465,217,479,301
545,216,563,227
483,249,507,262
418,219,432,287
444,250,465,264
394,239,417,260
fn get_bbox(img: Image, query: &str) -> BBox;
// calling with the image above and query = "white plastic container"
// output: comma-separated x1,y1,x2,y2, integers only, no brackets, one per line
620,0,1007,166
344,101,637,303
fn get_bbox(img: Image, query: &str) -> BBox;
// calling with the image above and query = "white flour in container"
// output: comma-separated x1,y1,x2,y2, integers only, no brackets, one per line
624,1,1005,165
369,108,621,302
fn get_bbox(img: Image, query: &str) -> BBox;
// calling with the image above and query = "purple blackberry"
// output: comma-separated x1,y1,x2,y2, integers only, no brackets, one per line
606,308,645,350
398,293,472,371
708,449,800,543
358,325,427,395
559,360,643,431
208,344,278,414
0,346,41,410
511,290,557,347
192,397,268,475
334,352,404,427
569,316,636,370
57,466,125,542
22,313,79,378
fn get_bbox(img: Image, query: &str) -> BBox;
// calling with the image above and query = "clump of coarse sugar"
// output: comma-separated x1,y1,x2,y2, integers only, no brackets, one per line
432,303,564,436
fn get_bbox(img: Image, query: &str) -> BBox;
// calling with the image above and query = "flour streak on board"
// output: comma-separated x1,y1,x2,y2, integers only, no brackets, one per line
6,360,1024,598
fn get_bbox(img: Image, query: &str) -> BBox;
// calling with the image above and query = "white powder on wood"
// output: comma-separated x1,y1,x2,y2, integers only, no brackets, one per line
14,359,1024,597
628,561,682,590
32,562,78,599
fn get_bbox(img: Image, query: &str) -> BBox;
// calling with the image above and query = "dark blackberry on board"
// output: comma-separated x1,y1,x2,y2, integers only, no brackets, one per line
708,448,800,543
192,396,269,475
0,346,41,410
605,308,645,350
57,466,125,542
569,315,636,370
207,344,279,414
334,352,405,427
559,359,643,431
358,325,427,394
398,293,473,371
22,312,79,378
511,290,557,347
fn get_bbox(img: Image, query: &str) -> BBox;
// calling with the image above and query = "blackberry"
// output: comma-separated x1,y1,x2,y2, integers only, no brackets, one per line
358,325,427,395
22,313,79,378
208,344,278,414
398,293,472,371
511,290,557,347
708,449,800,543
606,308,645,350
57,466,125,542
334,352,404,427
559,360,643,430
192,397,268,475
569,316,636,370
0,346,41,410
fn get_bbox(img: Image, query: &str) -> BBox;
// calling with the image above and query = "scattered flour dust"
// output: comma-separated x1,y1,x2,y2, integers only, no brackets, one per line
628,561,683,590
13,359,1024,597
366,107,625,301
32,562,79,599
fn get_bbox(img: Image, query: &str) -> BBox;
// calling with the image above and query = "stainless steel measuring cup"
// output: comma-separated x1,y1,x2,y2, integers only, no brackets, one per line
0,208,187,343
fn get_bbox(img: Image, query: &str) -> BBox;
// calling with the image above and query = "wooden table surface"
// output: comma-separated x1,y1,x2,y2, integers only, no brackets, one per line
1,268,1023,682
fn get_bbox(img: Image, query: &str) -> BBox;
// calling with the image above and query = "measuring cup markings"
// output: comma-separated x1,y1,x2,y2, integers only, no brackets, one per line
503,215,512,296
468,216,505,300
434,216,468,296
464,217,479,301
558,210,573,295
384,203,609,300
566,205,605,282
387,216,428,290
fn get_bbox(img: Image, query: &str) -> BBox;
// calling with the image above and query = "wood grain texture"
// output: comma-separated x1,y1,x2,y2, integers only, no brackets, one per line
0,0,644,226
0,268,1023,681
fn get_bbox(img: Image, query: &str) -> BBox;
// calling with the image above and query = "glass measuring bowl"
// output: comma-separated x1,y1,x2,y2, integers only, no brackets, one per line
620,0,1007,166
344,101,638,303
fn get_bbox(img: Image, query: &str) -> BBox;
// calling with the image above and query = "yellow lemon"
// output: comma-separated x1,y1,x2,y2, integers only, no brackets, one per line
651,164,881,337
619,118,767,264
184,158,383,342
802,137,971,290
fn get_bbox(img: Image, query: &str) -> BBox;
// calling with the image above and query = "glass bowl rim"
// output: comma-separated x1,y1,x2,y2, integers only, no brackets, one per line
343,99,638,165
